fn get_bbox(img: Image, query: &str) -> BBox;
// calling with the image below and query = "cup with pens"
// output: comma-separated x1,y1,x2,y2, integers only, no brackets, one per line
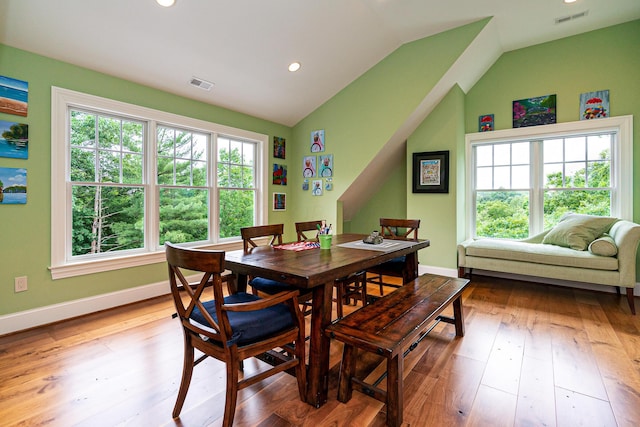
317,221,333,249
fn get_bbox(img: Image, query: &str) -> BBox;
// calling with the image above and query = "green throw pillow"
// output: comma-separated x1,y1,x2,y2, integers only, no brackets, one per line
588,234,618,257
542,213,618,251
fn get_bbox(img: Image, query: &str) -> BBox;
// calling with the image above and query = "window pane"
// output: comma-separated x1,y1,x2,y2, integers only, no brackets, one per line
565,162,586,188
157,127,174,157
476,145,492,167
512,165,529,188
587,160,610,187
544,163,563,188
123,121,143,153
175,158,191,185
543,139,563,163
193,160,207,186
219,189,254,238
70,111,96,147
512,142,529,164
71,147,96,182
193,134,207,161
494,166,511,189
122,153,143,184
72,185,144,255
243,142,254,165
476,167,492,190
98,116,121,150
565,137,585,162
175,130,191,158
217,162,230,187
475,191,529,238
587,135,610,160
157,157,173,185
229,165,243,187
99,150,121,183
159,188,209,244
494,144,510,165
544,189,611,229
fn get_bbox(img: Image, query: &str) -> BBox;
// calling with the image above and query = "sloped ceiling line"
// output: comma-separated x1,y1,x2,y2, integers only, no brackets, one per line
339,19,503,221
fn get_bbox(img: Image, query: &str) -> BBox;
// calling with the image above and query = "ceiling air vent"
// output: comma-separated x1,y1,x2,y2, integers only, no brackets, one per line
189,77,214,91
555,10,589,24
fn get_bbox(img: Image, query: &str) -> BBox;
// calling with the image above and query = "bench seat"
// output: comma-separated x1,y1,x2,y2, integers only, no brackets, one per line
326,273,469,427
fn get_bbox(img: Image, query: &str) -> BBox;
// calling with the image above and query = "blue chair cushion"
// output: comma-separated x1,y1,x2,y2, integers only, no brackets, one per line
249,277,297,295
190,292,295,346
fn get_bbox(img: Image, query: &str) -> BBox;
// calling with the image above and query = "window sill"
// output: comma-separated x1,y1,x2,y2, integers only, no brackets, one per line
49,240,244,280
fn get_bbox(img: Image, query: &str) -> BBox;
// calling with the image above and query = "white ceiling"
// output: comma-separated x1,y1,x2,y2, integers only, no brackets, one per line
1,0,639,127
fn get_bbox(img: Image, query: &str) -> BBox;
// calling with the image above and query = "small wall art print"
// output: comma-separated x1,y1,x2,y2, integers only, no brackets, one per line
273,163,287,185
0,121,28,159
580,90,609,120
478,114,494,132
512,94,556,128
412,151,449,194
0,76,28,117
302,156,316,177
310,129,325,152
0,167,27,204
318,154,333,177
273,192,286,211
273,136,286,159
312,179,323,196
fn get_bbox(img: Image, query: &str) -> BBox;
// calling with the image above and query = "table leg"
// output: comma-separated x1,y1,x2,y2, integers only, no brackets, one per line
453,295,465,337
232,273,248,294
403,251,419,283
306,281,333,407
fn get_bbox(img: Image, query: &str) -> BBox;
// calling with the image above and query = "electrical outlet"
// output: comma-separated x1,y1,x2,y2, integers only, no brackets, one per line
15,276,28,292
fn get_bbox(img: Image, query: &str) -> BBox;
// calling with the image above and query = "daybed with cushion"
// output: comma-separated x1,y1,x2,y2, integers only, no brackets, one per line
457,214,640,314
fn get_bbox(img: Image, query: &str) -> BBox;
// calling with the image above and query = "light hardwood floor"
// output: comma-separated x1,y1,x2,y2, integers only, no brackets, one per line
1,275,639,427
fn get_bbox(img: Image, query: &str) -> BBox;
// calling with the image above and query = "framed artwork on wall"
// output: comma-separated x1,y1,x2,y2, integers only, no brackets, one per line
580,90,609,120
512,94,556,128
273,192,286,211
412,150,449,194
0,76,28,117
310,130,325,152
273,136,286,158
0,121,28,159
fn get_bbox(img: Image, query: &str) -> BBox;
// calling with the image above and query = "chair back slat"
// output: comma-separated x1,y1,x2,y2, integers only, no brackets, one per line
295,220,323,242
166,242,227,342
379,218,420,240
241,224,284,251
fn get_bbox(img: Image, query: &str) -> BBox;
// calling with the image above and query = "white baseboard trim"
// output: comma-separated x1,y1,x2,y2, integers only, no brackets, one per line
0,279,170,336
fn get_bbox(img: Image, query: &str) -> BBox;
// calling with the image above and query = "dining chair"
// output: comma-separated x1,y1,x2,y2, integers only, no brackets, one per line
165,242,306,427
295,220,322,242
295,220,367,319
366,218,421,296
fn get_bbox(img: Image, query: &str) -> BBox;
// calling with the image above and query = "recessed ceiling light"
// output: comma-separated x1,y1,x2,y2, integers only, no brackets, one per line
157,0,175,7
564,0,577,4
288,62,301,72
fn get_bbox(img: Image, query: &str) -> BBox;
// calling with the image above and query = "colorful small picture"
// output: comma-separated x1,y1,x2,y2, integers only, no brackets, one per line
580,90,609,120
312,179,323,196
318,154,333,177
273,163,287,185
0,167,27,204
273,136,286,158
0,76,28,117
479,114,494,132
513,94,556,128
310,129,325,152
302,156,316,177
273,192,286,211
324,178,333,191
0,121,28,159
302,179,309,191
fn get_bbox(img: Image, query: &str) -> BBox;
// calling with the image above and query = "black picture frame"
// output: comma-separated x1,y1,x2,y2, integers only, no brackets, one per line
412,150,449,193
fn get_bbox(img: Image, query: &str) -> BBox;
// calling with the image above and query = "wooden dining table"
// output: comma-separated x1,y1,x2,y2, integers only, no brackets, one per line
223,233,430,407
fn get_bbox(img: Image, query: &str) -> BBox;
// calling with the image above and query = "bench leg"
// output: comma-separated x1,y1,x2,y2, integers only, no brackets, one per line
453,295,465,337
386,354,403,427
337,344,356,403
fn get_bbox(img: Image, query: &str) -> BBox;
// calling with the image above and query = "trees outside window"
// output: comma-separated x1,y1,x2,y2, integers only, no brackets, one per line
51,87,267,278
466,116,632,239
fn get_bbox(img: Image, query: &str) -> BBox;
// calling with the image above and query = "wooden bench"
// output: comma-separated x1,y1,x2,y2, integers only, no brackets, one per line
325,273,470,427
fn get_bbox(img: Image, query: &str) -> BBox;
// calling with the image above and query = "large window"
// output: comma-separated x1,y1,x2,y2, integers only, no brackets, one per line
465,116,633,239
51,87,268,278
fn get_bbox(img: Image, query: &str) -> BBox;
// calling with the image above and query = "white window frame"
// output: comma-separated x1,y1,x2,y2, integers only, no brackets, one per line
464,115,633,239
51,87,268,279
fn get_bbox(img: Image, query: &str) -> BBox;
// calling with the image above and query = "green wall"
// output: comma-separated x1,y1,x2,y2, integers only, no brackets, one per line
0,44,292,315
288,20,489,234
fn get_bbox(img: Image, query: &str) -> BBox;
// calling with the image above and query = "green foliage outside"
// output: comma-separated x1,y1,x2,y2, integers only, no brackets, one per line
476,151,611,239
70,111,255,256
